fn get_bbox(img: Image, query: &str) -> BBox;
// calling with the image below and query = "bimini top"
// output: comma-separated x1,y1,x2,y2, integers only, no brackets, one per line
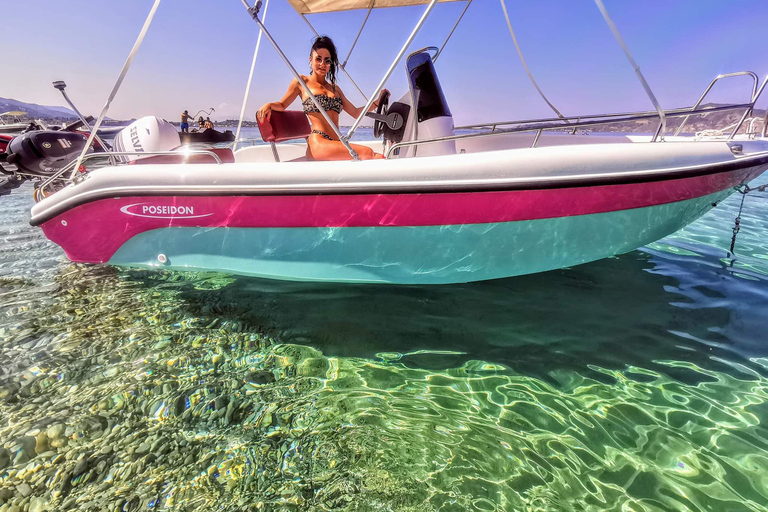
287,0,460,14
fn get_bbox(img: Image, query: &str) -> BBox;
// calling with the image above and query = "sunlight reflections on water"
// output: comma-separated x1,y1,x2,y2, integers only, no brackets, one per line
0,175,767,510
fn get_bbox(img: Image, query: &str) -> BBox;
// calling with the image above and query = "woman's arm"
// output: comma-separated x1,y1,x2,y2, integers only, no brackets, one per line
257,78,302,121
339,87,378,119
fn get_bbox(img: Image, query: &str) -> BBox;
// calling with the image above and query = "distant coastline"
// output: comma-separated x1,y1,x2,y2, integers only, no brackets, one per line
4,93,763,136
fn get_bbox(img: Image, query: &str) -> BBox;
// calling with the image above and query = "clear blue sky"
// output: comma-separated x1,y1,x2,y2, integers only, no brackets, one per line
1,0,766,125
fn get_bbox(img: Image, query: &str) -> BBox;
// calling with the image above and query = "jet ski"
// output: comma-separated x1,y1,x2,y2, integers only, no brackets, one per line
0,117,110,197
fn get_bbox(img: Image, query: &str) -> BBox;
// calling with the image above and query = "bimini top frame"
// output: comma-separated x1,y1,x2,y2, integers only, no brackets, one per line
236,0,686,160
240,0,453,159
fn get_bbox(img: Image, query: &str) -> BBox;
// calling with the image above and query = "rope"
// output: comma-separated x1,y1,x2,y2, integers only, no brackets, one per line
499,0,565,120
233,0,270,151
695,117,764,140
729,189,747,255
728,183,767,255
73,0,162,175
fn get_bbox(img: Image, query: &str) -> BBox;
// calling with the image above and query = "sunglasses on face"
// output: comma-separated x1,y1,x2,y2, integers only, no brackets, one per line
314,56,332,66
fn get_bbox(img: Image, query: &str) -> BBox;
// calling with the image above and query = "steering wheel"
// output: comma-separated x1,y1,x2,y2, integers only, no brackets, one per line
373,89,391,139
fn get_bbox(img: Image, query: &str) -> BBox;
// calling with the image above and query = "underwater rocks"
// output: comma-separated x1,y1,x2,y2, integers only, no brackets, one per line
0,264,450,511
0,280,354,511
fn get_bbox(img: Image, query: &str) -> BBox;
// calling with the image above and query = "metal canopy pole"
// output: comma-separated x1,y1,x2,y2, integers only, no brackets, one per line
499,0,565,120
435,0,473,62
53,81,112,158
299,13,368,100
594,0,666,141
340,2,373,69
241,0,358,160
346,0,439,141
73,0,162,176
233,0,271,151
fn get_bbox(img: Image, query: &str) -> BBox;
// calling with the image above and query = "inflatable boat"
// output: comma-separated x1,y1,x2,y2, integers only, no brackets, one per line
179,128,235,145
17,0,768,284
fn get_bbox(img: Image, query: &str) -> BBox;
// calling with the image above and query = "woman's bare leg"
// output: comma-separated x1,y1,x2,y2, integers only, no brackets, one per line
307,135,384,160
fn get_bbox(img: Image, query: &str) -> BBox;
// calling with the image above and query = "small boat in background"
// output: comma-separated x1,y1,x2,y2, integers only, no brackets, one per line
0,111,31,134
179,128,235,144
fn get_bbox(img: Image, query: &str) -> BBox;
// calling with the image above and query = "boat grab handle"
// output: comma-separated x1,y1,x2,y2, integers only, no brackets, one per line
674,72,759,137
76,150,224,166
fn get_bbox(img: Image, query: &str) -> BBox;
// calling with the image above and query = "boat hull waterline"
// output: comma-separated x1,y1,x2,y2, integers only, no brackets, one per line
33,158,766,284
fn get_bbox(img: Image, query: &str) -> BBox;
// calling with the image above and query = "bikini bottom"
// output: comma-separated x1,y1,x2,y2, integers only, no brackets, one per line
311,129,334,141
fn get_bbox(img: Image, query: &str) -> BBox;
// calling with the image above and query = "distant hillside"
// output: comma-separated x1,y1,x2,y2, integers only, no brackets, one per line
591,103,766,134
0,97,77,120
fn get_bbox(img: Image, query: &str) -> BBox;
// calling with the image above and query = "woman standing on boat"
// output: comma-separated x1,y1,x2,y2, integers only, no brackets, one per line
257,36,384,160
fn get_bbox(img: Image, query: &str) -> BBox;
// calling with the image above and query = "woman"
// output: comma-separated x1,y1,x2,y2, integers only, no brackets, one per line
257,36,384,160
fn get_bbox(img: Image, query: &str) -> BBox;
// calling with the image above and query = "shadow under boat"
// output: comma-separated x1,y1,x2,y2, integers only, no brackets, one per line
108,247,768,386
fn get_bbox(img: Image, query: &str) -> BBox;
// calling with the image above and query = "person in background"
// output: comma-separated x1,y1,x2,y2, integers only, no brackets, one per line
180,110,193,133
198,117,205,130
203,117,214,130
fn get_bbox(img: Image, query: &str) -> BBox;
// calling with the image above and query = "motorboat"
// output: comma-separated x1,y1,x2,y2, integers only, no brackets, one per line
179,128,236,144
0,111,32,134
18,0,768,284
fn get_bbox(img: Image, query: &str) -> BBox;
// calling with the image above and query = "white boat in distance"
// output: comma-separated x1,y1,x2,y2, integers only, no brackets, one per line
16,0,768,284
0,111,31,134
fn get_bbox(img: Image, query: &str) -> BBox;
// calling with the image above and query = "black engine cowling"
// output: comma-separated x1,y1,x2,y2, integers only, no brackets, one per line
5,131,94,177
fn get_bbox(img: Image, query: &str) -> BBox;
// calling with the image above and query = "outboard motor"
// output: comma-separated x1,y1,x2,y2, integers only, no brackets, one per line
4,131,94,177
112,116,180,162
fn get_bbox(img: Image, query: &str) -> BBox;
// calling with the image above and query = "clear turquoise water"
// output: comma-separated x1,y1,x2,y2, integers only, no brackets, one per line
0,153,767,511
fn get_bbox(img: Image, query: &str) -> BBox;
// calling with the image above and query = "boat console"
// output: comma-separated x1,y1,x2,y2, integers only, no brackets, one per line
386,49,456,158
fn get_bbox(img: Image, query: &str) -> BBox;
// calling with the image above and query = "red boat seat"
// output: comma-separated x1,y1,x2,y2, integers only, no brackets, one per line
129,147,235,165
258,110,310,143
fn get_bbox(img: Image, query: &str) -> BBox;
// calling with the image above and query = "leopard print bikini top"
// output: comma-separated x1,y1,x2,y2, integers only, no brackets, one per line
302,94,342,114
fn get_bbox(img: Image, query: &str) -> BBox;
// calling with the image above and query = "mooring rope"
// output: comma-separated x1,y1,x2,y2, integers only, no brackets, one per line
729,183,768,256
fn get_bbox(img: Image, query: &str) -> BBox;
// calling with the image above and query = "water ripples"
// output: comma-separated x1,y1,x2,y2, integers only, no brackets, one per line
0,175,767,510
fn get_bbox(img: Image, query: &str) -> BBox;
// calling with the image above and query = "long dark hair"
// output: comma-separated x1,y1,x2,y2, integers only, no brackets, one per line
310,36,339,86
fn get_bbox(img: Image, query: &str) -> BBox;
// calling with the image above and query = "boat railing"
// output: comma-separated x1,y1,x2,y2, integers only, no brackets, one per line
674,71,762,137
387,102,757,158
36,150,223,199
764,111,768,138
232,138,262,147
